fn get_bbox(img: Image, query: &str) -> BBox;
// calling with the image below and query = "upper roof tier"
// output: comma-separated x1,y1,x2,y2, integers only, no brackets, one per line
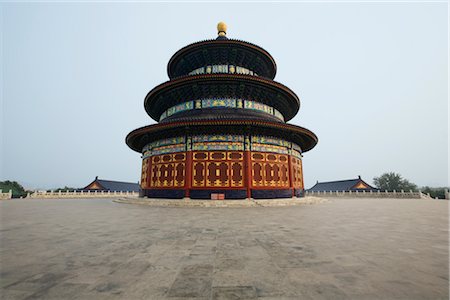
167,23,277,79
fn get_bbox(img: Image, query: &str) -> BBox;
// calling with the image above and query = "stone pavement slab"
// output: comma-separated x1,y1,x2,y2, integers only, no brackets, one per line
0,197,448,299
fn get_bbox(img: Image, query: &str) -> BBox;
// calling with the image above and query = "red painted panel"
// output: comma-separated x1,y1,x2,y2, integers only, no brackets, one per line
144,151,302,195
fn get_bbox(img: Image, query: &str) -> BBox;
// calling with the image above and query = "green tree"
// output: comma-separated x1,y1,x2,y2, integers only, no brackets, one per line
421,186,448,199
49,186,77,192
0,181,27,198
373,172,417,191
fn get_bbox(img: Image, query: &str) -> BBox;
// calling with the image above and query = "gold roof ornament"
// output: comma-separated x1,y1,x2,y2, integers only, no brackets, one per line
217,21,227,36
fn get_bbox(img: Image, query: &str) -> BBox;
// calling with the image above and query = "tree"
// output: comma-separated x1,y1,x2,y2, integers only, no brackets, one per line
48,186,77,192
421,186,448,199
0,181,27,198
373,172,417,191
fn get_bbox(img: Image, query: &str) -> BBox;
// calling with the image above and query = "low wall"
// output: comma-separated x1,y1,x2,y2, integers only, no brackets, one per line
114,196,326,207
0,190,13,200
15,189,448,200
305,190,432,199
29,190,139,199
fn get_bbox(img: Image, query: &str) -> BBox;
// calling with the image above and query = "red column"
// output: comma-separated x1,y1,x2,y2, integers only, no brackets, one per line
244,151,252,199
287,155,294,197
185,151,192,198
299,158,304,191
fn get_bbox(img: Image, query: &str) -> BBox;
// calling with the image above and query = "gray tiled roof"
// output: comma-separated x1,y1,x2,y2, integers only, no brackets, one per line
82,178,140,192
308,178,377,192
96,179,140,192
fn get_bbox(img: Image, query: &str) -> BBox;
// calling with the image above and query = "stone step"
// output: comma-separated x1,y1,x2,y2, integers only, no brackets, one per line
114,196,326,207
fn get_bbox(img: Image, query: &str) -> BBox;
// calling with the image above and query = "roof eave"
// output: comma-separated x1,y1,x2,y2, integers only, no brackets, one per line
126,120,318,154
143,74,300,122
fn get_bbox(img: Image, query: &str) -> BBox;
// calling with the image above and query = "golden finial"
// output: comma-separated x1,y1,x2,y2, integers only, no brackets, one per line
217,21,227,36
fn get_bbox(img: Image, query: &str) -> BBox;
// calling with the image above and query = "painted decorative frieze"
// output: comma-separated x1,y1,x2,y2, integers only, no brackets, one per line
159,99,284,121
188,64,257,76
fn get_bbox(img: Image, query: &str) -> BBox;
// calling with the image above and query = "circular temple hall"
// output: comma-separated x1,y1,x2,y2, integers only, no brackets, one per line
126,22,318,199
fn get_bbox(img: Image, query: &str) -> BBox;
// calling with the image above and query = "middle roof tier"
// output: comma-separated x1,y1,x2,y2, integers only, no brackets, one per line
144,74,301,122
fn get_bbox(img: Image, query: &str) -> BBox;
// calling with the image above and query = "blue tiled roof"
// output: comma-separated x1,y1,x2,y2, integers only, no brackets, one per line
97,179,140,192
82,178,140,192
308,177,377,192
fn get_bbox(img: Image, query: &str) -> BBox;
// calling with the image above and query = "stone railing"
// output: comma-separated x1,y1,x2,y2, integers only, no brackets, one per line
0,190,13,200
28,190,139,199
305,190,433,199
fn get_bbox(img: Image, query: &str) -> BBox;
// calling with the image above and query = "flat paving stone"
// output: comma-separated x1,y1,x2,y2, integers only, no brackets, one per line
212,286,257,299
0,197,448,299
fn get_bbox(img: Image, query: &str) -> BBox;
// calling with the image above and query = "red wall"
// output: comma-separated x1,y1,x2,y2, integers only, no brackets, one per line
141,150,303,194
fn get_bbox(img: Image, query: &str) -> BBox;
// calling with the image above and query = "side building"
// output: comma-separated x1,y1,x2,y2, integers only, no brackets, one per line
82,177,140,193
308,176,378,192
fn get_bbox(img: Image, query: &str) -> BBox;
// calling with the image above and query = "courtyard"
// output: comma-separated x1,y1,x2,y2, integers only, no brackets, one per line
0,197,448,299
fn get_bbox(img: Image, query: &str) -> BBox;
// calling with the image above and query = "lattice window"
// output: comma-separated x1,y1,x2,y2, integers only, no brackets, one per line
192,151,244,188
148,153,186,188
251,153,290,188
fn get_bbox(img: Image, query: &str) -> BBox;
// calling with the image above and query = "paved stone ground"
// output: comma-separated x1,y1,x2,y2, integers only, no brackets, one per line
0,198,448,299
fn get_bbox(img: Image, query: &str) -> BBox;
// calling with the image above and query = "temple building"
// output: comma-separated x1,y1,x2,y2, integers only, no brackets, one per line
82,177,140,192
308,176,378,192
126,22,318,199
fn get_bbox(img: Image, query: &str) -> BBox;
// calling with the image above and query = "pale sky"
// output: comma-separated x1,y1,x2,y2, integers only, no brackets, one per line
1,2,448,190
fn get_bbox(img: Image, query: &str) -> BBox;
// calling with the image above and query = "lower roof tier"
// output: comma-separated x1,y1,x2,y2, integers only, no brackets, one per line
144,74,300,122
126,119,318,153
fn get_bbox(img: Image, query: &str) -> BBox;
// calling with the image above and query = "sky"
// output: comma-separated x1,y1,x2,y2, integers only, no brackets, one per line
1,2,448,190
